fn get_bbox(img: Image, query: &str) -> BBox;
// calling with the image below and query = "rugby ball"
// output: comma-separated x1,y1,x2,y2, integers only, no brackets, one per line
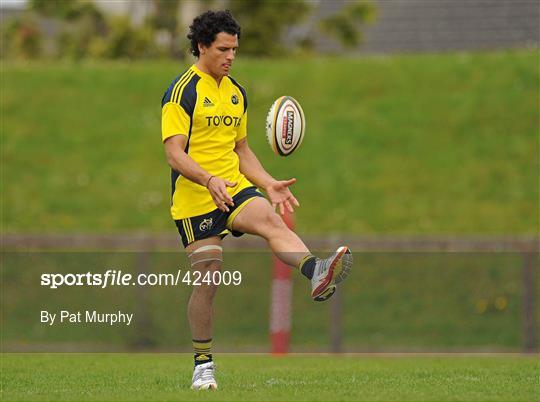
266,96,305,156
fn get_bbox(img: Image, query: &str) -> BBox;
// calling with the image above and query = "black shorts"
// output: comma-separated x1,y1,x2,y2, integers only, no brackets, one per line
175,186,264,248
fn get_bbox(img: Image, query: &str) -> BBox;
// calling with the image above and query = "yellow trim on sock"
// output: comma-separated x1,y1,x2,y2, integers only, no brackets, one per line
195,354,211,361
298,254,314,270
193,339,213,350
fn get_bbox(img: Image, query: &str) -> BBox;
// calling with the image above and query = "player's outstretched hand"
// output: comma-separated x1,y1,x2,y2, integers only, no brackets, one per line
266,178,300,215
206,176,236,212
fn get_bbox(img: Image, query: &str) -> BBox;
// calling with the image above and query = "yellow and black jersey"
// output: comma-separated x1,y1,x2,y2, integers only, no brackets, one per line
161,65,253,220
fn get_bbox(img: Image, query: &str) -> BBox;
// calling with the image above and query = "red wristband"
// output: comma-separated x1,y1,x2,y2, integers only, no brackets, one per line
206,175,215,188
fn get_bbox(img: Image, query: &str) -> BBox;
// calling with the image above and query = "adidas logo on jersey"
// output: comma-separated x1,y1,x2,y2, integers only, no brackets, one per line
203,97,214,107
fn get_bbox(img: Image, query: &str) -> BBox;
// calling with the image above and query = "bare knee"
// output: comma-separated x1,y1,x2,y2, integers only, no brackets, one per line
188,246,222,301
258,211,288,238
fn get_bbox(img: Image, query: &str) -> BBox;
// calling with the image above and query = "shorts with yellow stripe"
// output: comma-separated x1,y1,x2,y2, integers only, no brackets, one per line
175,186,264,248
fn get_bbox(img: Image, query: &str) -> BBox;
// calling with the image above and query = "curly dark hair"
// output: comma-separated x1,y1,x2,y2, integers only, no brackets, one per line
187,10,241,57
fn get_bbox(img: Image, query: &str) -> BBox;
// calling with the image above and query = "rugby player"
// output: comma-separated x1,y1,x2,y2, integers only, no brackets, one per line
161,10,352,390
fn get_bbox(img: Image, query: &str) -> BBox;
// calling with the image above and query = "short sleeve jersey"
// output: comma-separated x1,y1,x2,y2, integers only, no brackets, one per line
161,65,252,219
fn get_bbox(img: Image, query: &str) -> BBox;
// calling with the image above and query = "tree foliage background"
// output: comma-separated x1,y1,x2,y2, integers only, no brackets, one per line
2,0,375,59
227,0,311,56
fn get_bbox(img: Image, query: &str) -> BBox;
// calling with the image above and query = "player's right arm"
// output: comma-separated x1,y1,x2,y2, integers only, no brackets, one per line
164,135,235,212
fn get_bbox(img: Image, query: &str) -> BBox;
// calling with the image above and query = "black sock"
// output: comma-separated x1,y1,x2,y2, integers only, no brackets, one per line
299,255,317,279
193,339,213,366
194,353,212,366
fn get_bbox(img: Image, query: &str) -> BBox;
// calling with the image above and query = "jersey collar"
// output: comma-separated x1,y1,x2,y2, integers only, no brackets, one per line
192,64,227,87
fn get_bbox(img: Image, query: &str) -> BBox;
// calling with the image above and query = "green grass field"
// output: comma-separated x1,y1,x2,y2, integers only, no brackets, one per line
2,354,538,401
3,50,538,234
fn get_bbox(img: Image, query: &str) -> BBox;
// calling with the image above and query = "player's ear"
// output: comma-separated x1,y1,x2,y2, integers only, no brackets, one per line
198,43,206,55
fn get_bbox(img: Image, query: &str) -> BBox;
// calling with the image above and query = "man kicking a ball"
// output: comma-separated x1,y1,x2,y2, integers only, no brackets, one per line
161,10,352,390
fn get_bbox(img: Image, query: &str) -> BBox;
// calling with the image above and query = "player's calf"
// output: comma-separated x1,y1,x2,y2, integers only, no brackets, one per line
187,244,223,369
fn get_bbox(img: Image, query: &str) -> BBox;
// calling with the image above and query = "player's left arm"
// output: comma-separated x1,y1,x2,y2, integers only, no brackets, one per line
234,138,300,214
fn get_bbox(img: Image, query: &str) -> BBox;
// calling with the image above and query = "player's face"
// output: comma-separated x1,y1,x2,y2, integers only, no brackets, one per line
199,32,238,78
